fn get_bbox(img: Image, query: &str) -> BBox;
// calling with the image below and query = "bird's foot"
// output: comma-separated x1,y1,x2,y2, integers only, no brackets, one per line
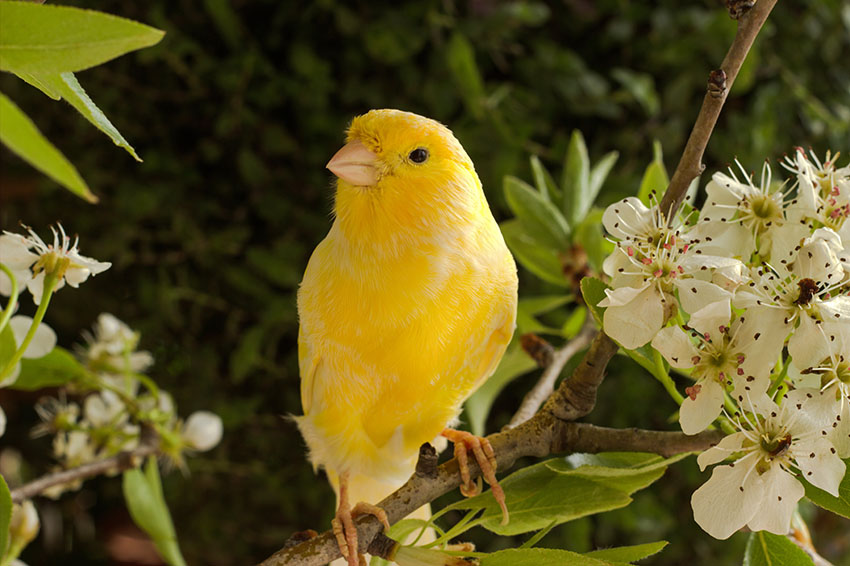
332,498,390,566
441,428,509,525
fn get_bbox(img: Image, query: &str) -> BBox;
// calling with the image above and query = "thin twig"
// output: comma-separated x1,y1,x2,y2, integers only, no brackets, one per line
258,419,723,566
9,435,159,504
506,323,596,429
659,0,778,217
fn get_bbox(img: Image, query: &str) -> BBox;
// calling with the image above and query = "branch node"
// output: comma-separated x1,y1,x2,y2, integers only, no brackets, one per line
367,532,398,560
520,333,554,367
708,69,728,99
727,0,756,20
415,443,438,478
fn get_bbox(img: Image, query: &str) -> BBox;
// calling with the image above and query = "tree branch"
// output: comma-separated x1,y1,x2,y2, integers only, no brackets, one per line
506,323,596,429
259,420,723,566
659,0,778,217
8,434,159,504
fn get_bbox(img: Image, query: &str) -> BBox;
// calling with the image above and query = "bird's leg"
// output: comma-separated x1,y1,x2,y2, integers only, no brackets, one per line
441,428,509,525
331,472,390,566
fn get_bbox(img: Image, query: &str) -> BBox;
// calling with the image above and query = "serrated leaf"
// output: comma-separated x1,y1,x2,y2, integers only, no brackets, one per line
123,458,187,566
585,540,668,562
0,474,11,558
15,71,62,100
481,548,611,566
21,72,140,160
446,32,484,119
504,176,570,249
11,346,88,391
0,91,95,202
0,2,165,74
743,531,814,566
445,452,679,536
464,340,536,436
802,458,850,519
529,155,561,203
562,130,591,227
637,141,668,206
501,220,568,287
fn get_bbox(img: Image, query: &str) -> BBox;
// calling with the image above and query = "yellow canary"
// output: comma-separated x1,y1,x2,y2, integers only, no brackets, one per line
296,109,517,564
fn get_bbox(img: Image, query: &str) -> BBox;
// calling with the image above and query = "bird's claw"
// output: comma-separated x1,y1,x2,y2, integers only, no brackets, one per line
441,428,509,525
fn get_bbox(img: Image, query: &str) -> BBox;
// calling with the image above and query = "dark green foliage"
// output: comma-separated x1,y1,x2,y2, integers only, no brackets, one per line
1,1,849,565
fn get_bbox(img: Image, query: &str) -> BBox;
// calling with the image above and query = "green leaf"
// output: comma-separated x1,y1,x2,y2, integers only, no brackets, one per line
743,531,814,566
580,277,608,328
518,295,572,316
0,91,95,202
481,548,611,566
529,155,561,203
501,220,568,287
585,541,668,562
802,458,850,519
15,71,61,100
0,474,11,559
572,207,608,272
446,32,485,119
10,346,88,391
562,130,591,227
611,68,660,116
464,340,536,436
587,151,619,206
123,458,187,566
445,452,682,536
20,72,140,160
0,2,165,74
637,141,668,206
561,306,587,339
504,176,570,249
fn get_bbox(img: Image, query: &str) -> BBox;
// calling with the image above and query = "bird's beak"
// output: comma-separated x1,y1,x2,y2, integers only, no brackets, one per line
326,139,379,187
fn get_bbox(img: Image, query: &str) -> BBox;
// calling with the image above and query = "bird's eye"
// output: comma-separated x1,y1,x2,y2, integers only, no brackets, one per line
408,148,429,164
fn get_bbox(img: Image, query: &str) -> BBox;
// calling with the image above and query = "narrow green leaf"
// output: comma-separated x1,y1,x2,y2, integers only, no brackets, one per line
587,151,619,205
802,459,850,519
529,155,561,203
0,474,11,558
22,72,140,160
446,32,485,119
0,2,165,74
561,306,587,339
585,540,668,562
11,346,88,391
501,220,568,287
464,340,536,436
123,459,187,566
0,91,95,202
637,141,668,206
611,68,660,116
504,175,571,249
743,531,814,566
14,71,62,100
518,295,572,316
481,548,611,566
562,130,591,227
445,452,680,536
572,207,608,271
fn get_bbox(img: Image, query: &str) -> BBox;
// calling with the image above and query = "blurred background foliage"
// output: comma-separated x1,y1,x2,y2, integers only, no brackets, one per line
1,0,849,564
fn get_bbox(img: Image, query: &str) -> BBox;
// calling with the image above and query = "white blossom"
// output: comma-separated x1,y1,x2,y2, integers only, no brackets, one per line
182,411,223,452
0,224,111,304
2,315,56,386
692,392,845,539
81,313,153,374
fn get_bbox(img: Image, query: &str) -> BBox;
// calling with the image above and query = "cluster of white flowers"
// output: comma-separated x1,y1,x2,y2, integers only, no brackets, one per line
32,314,223,489
599,148,850,540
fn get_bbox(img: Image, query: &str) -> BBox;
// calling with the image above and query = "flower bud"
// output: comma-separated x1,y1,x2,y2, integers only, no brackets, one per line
9,500,40,548
182,411,223,451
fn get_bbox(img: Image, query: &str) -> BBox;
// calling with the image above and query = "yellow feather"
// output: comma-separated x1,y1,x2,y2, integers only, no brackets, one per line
296,109,517,492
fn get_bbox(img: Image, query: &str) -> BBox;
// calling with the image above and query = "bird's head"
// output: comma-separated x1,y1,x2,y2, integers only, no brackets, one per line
327,109,486,244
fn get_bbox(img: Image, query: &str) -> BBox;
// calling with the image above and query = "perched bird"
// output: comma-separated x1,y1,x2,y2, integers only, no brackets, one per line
296,109,518,565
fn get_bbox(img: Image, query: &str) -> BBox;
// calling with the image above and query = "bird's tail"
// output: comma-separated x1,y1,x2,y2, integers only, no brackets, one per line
329,472,434,565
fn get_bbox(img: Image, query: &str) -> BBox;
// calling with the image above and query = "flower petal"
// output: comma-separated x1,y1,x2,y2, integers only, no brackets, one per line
651,325,698,369
745,465,804,535
602,285,665,349
679,378,725,435
793,437,846,496
691,453,764,540
696,432,748,471
9,315,56,359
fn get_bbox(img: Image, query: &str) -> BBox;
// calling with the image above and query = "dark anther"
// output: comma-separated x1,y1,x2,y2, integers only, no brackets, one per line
415,442,439,478
708,69,727,99
520,333,555,367
284,529,318,548
727,0,756,19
